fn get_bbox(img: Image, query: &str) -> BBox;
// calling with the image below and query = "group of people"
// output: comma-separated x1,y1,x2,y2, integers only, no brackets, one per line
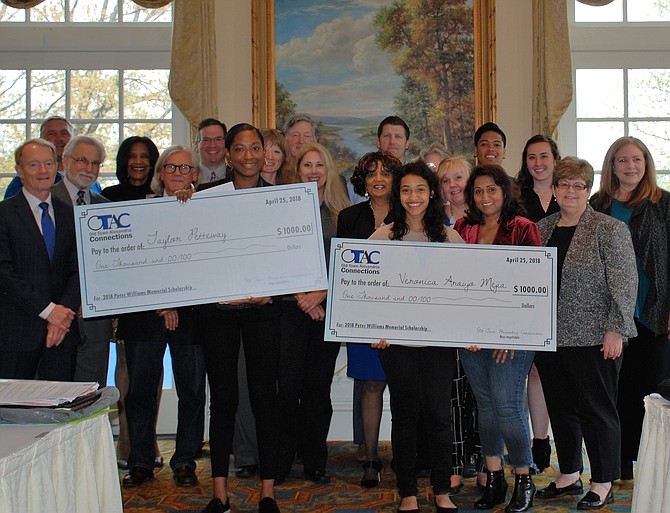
1,113,668,513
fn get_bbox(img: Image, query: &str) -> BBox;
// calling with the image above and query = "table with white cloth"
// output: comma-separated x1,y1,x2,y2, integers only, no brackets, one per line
0,413,122,513
632,393,670,513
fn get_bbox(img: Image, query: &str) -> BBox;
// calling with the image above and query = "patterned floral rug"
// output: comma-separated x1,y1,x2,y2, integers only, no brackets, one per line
119,440,634,513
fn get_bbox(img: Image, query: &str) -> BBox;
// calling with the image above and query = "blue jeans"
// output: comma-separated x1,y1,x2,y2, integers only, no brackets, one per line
125,332,206,471
458,348,534,468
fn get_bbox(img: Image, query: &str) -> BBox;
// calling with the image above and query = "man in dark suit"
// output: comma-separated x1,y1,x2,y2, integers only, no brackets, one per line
0,139,80,379
51,135,113,386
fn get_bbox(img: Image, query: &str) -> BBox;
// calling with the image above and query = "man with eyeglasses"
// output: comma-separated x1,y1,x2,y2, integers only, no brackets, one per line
0,139,79,379
195,118,228,184
4,116,103,200
51,135,113,386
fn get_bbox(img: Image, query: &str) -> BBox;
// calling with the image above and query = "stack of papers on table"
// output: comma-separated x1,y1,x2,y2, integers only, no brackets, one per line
0,380,99,407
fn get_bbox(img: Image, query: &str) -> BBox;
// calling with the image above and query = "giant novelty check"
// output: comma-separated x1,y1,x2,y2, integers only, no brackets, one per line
75,183,327,318
324,238,557,351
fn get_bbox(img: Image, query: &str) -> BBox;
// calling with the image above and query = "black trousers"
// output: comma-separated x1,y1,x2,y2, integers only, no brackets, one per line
535,345,621,482
200,306,280,480
277,301,340,476
379,345,455,498
618,320,670,467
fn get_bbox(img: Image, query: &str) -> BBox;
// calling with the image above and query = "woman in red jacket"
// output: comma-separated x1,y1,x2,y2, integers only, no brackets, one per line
454,165,541,513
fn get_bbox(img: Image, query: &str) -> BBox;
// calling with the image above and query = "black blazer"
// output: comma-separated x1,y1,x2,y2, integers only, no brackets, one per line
0,193,80,352
51,181,114,342
337,200,393,239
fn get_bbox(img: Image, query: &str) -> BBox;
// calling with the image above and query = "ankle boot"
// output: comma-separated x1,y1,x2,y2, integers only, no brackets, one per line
474,469,508,510
505,473,535,513
531,437,551,472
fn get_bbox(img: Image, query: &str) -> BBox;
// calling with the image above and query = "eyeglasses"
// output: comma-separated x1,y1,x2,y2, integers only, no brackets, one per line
72,156,104,168
555,181,588,191
163,163,195,174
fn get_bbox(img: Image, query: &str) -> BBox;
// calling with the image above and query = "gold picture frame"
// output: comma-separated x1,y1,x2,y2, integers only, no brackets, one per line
252,0,496,130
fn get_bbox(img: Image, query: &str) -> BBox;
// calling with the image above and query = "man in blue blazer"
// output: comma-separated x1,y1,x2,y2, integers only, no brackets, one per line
0,139,80,379
51,135,113,386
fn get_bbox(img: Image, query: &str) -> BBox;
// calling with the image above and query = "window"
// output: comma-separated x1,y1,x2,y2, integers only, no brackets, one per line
558,1,670,190
0,0,171,23
0,0,187,197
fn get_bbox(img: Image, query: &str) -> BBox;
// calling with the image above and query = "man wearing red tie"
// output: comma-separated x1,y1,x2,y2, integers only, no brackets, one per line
0,139,80,379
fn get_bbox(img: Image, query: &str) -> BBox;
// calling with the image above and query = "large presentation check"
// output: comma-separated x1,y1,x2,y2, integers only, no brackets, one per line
324,238,557,351
75,183,327,318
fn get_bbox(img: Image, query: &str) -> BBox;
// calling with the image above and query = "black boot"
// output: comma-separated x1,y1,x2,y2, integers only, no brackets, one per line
505,473,535,513
474,469,508,510
531,437,551,473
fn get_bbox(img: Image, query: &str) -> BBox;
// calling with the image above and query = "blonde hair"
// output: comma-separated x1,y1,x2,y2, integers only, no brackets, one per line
597,136,661,209
437,155,472,182
295,143,350,226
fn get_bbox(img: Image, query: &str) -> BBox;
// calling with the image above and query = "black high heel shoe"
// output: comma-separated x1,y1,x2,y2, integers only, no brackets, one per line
474,469,508,510
361,460,383,488
505,473,535,513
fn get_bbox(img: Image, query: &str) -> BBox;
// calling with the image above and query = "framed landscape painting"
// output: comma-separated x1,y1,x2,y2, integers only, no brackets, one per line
253,0,495,168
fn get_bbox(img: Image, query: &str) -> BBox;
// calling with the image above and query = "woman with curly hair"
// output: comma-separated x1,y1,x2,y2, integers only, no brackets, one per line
338,150,401,487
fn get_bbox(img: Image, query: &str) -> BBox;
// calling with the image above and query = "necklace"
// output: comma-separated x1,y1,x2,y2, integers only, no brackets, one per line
370,200,388,229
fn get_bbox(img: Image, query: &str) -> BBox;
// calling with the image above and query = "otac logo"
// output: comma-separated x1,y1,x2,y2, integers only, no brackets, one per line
341,248,381,265
87,213,131,231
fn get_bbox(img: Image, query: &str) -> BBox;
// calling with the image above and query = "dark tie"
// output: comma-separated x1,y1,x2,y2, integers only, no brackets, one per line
39,202,56,261
76,190,86,205
210,171,216,182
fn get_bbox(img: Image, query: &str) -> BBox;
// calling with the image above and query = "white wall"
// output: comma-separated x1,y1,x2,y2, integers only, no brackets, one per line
214,2,253,125
496,0,534,175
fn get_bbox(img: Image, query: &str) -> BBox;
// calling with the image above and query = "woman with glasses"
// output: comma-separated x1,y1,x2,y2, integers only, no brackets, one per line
535,157,637,509
454,165,541,513
591,137,670,482
338,150,401,487
122,146,206,490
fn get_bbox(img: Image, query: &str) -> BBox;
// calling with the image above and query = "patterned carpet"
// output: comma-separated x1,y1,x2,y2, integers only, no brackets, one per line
120,440,634,513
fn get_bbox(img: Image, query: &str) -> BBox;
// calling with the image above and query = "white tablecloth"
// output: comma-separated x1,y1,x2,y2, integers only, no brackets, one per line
0,413,122,513
632,393,670,513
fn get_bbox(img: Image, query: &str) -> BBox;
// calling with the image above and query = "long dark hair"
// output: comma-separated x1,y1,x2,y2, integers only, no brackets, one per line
515,134,560,188
463,165,524,225
390,161,446,242
115,136,159,183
